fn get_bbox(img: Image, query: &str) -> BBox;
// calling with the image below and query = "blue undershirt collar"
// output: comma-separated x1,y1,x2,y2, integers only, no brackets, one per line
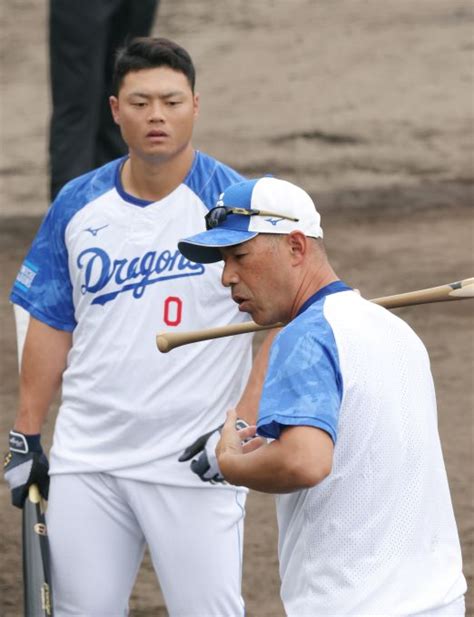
114,157,155,207
114,152,199,207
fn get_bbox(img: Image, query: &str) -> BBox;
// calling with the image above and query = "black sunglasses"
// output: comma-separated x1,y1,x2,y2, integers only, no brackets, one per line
205,206,299,230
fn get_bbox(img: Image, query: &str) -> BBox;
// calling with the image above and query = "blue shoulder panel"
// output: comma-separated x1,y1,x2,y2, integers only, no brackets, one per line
10,159,121,330
257,298,343,443
184,151,247,210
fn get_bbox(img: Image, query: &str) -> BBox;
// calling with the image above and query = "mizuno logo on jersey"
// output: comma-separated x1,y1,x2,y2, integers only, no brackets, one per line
77,247,205,305
83,224,109,236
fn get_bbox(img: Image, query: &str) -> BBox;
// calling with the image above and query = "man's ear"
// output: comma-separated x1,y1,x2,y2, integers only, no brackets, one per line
193,92,200,120
109,96,120,125
287,231,306,265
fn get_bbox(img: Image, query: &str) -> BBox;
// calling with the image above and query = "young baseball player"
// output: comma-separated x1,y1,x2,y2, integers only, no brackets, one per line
4,38,271,615
178,177,467,616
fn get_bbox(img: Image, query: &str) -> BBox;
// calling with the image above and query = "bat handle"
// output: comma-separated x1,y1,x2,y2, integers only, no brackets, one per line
28,483,47,514
28,484,41,503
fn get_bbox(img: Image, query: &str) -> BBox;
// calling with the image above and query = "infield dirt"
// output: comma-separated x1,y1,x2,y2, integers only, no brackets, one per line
1,1,473,615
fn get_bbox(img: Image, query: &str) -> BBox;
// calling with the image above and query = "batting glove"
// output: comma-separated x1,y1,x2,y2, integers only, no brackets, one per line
179,418,250,484
3,430,50,508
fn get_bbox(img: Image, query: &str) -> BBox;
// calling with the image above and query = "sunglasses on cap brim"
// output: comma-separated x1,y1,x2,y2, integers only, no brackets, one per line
205,206,299,230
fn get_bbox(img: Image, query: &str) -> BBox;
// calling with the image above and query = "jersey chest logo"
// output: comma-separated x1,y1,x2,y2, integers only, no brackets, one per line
77,246,205,305
83,224,109,237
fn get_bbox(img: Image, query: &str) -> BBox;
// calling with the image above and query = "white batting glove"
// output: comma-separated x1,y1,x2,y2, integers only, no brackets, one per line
179,419,250,484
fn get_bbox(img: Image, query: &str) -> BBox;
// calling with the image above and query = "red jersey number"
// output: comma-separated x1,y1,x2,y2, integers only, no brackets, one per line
163,296,183,326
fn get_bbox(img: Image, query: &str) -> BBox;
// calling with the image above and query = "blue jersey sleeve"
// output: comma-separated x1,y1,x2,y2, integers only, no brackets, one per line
10,201,76,330
10,160,119,330
257,306,343,443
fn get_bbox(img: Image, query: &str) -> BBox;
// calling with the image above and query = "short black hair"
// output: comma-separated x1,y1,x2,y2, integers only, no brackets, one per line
113,37,196,94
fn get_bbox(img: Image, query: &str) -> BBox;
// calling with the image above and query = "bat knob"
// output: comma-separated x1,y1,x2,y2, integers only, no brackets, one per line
156,334,171,353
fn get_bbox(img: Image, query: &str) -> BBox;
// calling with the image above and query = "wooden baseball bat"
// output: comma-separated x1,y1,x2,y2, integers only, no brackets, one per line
23,484,54,616
156,277,474,353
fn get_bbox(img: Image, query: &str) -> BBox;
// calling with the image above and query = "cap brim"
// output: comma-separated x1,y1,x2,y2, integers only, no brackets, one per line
178,229,258,263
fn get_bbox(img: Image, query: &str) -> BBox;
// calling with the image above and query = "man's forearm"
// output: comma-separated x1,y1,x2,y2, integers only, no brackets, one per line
13,316,72,434
217,416,334,494
219,439,316,494
235,329,280,425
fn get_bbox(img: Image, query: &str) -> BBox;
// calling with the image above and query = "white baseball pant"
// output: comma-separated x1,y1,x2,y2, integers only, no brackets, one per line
46,473,247,616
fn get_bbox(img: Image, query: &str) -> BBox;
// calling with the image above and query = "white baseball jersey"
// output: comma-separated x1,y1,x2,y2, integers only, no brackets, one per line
257,283,466,615
10,151,253,486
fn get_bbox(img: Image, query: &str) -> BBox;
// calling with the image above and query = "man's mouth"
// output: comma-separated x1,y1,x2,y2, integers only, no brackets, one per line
233,294,250,311
146,130,168,138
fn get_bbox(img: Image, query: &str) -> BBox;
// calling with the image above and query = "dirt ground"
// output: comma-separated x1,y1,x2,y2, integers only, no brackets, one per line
1,1,473,616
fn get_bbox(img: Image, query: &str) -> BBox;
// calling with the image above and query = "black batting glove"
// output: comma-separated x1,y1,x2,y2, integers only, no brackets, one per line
179,418,250,484
3,430,50,509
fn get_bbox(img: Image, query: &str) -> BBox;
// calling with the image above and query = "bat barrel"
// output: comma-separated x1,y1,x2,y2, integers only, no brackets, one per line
371,278,474,308
23,485,53,616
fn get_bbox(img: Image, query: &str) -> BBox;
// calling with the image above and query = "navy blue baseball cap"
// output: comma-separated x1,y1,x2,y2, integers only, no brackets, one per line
178,177,323,263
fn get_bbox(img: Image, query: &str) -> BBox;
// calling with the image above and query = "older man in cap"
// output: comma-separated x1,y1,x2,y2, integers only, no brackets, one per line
178,177,466,617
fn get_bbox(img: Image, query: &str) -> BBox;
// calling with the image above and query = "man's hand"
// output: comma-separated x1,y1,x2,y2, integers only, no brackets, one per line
3,430,49,508
217,409,264,461
179,415,256,484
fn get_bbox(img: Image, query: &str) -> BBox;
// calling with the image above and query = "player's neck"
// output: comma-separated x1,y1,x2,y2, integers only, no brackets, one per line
122,146,195,202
